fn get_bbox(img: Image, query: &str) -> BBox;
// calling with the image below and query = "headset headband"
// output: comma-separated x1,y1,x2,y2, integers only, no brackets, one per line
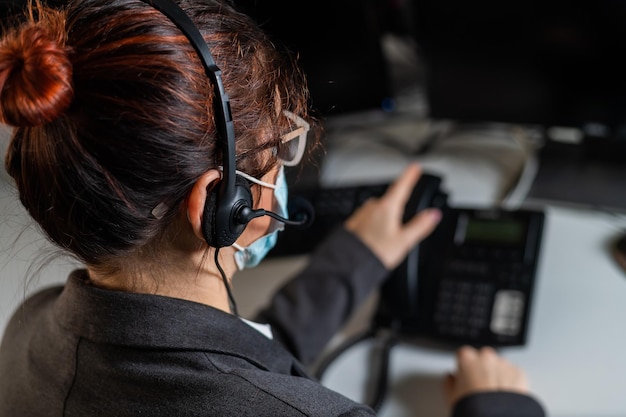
140,0,237,206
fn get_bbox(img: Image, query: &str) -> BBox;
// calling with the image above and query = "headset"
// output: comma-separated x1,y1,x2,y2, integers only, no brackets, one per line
140,0,309,248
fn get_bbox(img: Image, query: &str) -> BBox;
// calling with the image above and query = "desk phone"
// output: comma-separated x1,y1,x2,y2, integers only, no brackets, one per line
271,173,545,347
376,174,545,347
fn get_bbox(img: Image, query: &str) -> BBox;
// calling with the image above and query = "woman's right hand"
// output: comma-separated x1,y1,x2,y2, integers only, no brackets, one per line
344,163,441,270
444,346,530,407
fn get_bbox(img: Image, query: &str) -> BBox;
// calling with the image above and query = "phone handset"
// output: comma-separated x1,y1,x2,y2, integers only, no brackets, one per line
375,174,448,331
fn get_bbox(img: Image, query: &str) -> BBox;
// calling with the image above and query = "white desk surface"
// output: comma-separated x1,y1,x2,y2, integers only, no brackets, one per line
317,204,626,417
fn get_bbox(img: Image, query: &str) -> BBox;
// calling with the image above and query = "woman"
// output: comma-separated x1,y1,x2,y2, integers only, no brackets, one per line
0,0,544,415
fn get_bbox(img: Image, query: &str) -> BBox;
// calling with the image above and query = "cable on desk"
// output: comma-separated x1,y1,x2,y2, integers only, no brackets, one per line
313,326,398,413
365,329,398,412
313,327,376,381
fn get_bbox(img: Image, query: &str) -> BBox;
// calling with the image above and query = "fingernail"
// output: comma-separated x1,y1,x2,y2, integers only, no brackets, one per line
429,208,442,223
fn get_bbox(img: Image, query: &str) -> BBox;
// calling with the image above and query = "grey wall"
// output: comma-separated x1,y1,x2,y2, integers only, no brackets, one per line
0,124,79,335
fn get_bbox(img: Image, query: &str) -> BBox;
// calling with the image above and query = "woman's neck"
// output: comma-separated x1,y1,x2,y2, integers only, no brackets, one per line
87,245,238,314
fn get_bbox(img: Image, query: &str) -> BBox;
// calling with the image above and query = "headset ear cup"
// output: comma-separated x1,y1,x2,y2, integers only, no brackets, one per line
201,175,254,248
201,185,220,247
234,174,254,210
221,175,254,245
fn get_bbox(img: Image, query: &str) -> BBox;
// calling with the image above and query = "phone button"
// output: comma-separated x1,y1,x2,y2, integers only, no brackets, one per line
490,290,525,336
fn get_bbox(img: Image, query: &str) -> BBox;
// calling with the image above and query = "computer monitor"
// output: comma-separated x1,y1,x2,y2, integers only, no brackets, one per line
411,0,626,139
234,0,395,117
410,0,626,209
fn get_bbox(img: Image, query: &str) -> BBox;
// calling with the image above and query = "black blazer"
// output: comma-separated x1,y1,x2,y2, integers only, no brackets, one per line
0,228,544,416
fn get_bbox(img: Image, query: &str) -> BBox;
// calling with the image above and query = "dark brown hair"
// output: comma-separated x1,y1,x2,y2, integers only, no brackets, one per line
0,0,314,267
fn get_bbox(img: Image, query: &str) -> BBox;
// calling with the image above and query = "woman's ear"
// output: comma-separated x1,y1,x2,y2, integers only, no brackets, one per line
186,169,222,241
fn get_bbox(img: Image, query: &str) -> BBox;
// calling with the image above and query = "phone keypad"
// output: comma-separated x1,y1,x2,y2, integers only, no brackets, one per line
433,279,495,339
432,250,530,341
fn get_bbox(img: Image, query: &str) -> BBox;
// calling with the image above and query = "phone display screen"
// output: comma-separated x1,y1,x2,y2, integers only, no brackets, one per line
462,218,525,245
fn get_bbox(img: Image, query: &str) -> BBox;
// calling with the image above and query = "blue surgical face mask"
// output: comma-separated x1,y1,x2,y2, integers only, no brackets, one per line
232,166,288,270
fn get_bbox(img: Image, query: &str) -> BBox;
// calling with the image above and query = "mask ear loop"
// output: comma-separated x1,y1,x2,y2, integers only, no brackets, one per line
235,169,278,189
229,168,282,256
217,166,278,190
214,248,239,316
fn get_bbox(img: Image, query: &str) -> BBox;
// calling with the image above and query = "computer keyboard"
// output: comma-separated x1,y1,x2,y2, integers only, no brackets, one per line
268,182,390,257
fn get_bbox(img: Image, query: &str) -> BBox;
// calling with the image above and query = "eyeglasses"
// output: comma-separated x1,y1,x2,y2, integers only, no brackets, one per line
277,110,310,167
151,111,309,220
